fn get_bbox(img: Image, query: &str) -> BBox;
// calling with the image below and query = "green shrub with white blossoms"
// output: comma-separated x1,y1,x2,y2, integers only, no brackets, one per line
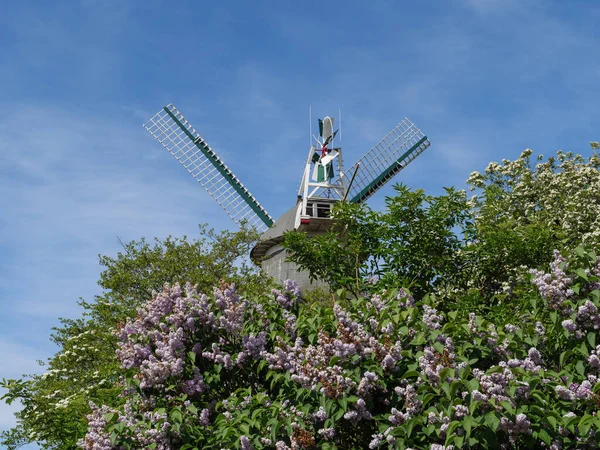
467,147,600,248
79,244,600,449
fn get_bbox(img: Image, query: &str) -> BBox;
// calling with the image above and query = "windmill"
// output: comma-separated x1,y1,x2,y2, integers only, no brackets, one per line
143,104,430,289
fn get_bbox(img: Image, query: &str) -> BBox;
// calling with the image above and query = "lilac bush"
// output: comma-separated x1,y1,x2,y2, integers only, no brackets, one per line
80,248,600,449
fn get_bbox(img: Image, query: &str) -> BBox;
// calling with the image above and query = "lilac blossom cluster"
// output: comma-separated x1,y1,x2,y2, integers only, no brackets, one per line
530,251,574,313
468,313,510,356
589,345,600,369
261,301,404,398
396,288,415,308
343,398,372,425
555,374,598,402
532,251,600,339
506,347,544,374
78,403,118,450
418,337,456,386
422,305,444,330
79,263,600,449
272,279,302,309
369,426,397,448
427,411,451,440
116,283,257,391
394,381,422,416
471,366,515,404
79,400,173,450
499,413,532,444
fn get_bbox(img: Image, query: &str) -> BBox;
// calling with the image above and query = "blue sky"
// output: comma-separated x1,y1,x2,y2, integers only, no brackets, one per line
1,0,599,442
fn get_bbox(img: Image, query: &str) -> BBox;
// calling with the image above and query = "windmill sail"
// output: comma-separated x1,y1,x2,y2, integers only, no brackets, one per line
344,118,430,204
143,104,274,232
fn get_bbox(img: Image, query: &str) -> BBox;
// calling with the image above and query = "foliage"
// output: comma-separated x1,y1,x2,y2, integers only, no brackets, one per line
77,247,600,449
283,202,381,294
1,225,270,450
467,148,600,249
285,148,600,301
283,186,470,298
463,148,600,295
4,147,600,449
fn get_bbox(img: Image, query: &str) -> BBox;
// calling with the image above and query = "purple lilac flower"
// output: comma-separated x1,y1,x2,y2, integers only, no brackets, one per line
530,251,574,313
358,371,379,397
78,402,115,450
556,385,575,401
573,380,593,399
395,382,422,415
389,408,409,425
199,408,211,426
453,405,469,419
313,406,327,422
562,319,577,333
423,305,443,330
589,345,600,369
472,366,514,404
318,428,335,439
514,413,532,434
273,280,301,309
576,300,600,331
240,436,254,450
344,398,372,424
535,322,546,336
369,433,383,449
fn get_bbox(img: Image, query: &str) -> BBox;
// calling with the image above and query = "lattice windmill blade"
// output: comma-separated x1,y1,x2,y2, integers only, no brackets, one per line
343,118,430,204
143,104,274,232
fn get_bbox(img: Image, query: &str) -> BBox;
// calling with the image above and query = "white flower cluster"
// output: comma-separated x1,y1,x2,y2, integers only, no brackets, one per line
467,149,600,247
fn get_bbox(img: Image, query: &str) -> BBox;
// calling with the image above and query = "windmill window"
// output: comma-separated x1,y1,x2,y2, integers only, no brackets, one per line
305,202,331,218
316,203,331,218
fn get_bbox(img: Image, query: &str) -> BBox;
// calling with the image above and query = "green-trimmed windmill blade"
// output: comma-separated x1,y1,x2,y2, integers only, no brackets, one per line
344,118,430,204
143,104,274,232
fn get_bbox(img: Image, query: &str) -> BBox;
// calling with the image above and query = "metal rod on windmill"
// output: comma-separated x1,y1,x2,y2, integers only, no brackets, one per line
343,163,361,202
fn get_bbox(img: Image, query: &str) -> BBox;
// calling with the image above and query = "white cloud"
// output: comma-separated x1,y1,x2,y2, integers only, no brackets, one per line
0,102,232,316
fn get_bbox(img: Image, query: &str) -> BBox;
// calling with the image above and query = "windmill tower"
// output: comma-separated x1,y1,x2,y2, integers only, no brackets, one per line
143,104,430,290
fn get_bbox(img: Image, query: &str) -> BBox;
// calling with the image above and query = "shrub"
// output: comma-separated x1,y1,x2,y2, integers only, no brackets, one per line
80,247,600,449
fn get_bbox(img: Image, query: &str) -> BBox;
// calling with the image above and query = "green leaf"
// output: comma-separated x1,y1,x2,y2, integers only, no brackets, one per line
485,412,500,432
576,268,589,280
402,370,421,379
499,400,514,414
170,409,183,424
444,421,462,445
559,350,570,368
463,415,474,437
576,360,585,376
410,332,426,346
578,414,595,436
587,332,596,349
537,429,551,445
